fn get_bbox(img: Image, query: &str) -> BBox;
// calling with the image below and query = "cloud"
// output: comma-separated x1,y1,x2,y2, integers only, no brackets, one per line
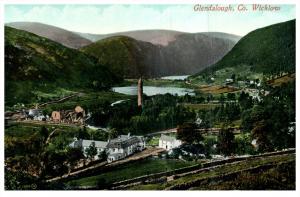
5,4,295,35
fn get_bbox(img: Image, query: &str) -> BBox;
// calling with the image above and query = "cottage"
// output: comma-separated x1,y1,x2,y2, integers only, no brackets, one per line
51,106,86,124
225,78,234,84
51,111,61,122
28,109,46,121
159,134,182,150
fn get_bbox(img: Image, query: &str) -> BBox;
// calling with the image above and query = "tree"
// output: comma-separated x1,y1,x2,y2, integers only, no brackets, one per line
177,123,203,144
67,148,84,171
98,150,108,161
251,120,272,152
77,127,90,139
231,73,236,82
219,93,225,104
217,127,235,156
227,93,236,101
39,126,49,144
108,128,118,139
85,142,98,160
238,91,253,110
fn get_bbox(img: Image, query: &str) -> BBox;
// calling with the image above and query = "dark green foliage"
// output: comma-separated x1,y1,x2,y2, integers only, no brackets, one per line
43,151,69,177
217,127,235,156
5,167,39,190
235,134,255,155
238,91,253,110
240,81,296,152
85,142,98,160
106,94,196,135
177,123,203,144
5,26,120,106
98,150,108,161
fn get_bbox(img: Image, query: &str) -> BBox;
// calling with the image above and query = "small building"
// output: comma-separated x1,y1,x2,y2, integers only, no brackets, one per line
225,78,234,84
159,134,182,151
51,111,61,122
28,109,46,121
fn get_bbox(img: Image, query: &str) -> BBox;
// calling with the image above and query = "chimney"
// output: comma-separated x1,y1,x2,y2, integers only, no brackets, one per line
138,77,143,107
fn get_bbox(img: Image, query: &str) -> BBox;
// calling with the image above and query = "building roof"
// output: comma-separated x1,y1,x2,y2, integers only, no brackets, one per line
28,109,42,117
160,134,177,142
71,139,108,149
70,135,144,150
107,135,143,149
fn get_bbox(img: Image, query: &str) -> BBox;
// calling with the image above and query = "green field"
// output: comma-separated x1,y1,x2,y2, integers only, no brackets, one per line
65,158,196,187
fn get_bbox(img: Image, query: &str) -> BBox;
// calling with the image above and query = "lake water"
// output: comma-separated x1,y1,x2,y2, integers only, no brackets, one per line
112,86,195,96
161,75,190,80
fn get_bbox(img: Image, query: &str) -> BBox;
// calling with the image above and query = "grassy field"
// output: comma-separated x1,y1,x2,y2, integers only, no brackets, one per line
124,78,189,88
65,158,196,187
146,137,159,146
196,85,239,94
190,65,264,86
129,153,295,190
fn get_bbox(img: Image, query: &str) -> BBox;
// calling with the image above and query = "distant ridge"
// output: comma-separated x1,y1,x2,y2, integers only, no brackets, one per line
76,29,241,46
6,22,92,49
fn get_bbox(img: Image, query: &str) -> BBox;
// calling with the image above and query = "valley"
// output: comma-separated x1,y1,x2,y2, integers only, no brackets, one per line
4,18,296,191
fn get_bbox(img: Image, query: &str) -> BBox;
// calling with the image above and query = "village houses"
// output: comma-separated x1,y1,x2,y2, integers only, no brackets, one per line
69,133,145,163
159,134,182,151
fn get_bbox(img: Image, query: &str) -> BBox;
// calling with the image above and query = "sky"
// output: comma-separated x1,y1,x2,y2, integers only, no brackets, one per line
4,4,295,36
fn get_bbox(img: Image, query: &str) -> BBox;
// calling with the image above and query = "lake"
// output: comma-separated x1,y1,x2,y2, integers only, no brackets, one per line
112,86,195,96
160,75,190,80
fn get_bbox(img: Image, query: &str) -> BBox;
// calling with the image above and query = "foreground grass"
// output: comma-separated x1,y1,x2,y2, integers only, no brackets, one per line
129,153,295,190
65,158,196,187
191,160,295,190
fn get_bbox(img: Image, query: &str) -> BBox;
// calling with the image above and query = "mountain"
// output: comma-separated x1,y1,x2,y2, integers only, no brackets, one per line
6,22,92,49
76,30,240,46
192,19,295,81
81,32,239,78
5,26,119,105
76,29,184,46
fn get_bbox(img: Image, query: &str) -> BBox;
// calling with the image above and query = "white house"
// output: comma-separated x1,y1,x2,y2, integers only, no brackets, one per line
28,109,47,121
69,133,145,162
225,78,234,84
159,134,182,151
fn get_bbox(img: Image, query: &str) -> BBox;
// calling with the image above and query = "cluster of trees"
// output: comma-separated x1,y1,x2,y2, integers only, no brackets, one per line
5,125,111,189
175,81,295,157
103,94,196,135
175,122,254,158
241,82,295,152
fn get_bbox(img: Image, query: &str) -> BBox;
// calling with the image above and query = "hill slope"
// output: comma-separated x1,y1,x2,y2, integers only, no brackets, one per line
81,33,238,78
5,26,119,106
192,19,295,81
6,22,92,49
